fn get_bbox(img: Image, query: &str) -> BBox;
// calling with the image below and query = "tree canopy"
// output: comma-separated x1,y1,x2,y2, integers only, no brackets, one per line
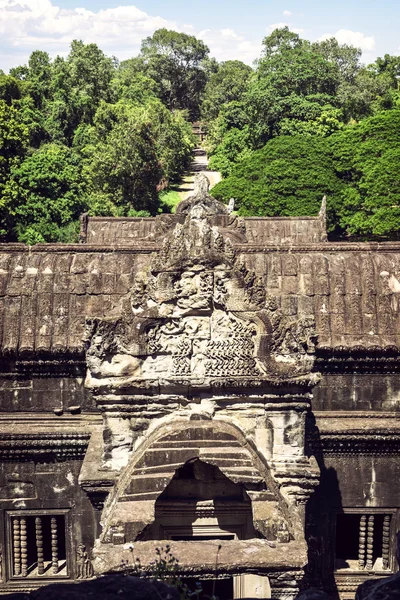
1,143,87,244
139,29,210,120
211,136,343,226
1,27,400,243
206,27,400,176
201,60,253,122
212,108,400,238
0,37,196,242
331,109,400,237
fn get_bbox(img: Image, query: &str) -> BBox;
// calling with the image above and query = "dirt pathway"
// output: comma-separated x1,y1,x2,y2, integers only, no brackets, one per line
177,148,221,201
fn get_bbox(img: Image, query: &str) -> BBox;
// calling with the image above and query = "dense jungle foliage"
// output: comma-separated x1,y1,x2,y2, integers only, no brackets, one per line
1,26,400,242
208,29,400,239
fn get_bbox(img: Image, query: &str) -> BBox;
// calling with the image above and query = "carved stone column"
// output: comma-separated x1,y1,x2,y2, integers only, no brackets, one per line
35,517,44,575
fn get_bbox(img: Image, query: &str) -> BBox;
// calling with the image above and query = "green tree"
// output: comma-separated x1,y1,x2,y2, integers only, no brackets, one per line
0,74,22,105
0,53,54,148
26,51,53,109
145,100,195,181
9,65,29,81
312,43,398,120
85,101,163,215
206,29,397,178
1,143,87,243
204,98,250,158
279,106,344,136
113,58,158,103
85,98,195,215
249,28,340,140
332,109,400,237
260,27,304,58
211,135,343,228
373,54,400,84
201,60,253,121
336,67,393,121
0,100,29,192
17,95,50,148
207,28,343,174
208,125,252,177
139,28,210,119
46,41,116,143
312,38,362,83
211,108,400,239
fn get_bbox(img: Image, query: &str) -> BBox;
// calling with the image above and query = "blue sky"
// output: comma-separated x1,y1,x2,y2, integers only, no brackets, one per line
1,0,399,72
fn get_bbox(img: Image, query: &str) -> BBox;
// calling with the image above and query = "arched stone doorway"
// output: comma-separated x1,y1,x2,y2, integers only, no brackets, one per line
82,189,320,599
142,458,260,542
93,420,307,599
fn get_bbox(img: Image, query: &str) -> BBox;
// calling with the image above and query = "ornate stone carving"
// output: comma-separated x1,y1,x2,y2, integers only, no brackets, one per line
265,294,317,376
82,185,320,543
76,544,94,579
84,187,318,391
310,434,400,456
0,433,89,461
143,308,260,380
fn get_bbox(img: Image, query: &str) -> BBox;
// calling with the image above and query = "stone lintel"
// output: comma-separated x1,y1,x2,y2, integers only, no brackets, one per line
93,538,307,575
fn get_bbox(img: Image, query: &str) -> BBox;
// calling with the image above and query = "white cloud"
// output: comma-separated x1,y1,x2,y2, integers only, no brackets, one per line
220,28,243,41
268,22,304,34
318,29,375,51
0,0,175,64
0,0,263,70
268,22,289,30
198,27,262,63
283,10,292,16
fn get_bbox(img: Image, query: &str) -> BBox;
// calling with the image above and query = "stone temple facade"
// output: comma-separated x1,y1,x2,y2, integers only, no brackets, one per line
0,176,399,599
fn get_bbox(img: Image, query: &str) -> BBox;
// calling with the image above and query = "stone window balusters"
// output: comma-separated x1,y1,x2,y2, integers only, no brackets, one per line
382,515,391,570
365,515,375,570
355,513,392,571
20,518,28,577
10,514,66,578
358,515,366,570
50,517,59,574
35,517,44,575
13,518,21,576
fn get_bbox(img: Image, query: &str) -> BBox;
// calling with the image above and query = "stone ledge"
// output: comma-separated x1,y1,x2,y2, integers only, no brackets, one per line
93,539,308,575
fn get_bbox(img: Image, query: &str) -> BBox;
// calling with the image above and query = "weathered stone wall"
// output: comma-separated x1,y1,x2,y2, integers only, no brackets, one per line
0,448,98,589
313,375,400,412
81,214,326,246
0,376,90,413
0,180,399,598
2,246,400,354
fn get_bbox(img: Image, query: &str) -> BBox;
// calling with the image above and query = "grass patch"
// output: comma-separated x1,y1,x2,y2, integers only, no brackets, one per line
159,187,182,213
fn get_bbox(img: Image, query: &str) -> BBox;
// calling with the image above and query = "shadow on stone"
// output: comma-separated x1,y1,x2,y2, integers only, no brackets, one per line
355,532,400,600
295,588,330,600
1,575,179,600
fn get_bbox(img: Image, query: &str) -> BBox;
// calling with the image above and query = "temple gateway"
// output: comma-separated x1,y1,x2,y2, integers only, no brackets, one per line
0,176,399,599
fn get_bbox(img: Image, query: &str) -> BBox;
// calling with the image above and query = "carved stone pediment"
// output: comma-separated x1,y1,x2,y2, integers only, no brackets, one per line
84,182,318,392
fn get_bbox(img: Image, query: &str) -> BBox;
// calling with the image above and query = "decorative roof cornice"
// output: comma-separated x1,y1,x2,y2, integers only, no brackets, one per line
0,432,90,460
309,432,400,456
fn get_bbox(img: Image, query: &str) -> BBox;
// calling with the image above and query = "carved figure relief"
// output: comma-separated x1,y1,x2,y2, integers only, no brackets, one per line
144,306,259,379
76,543,94,579
265,295,317,374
